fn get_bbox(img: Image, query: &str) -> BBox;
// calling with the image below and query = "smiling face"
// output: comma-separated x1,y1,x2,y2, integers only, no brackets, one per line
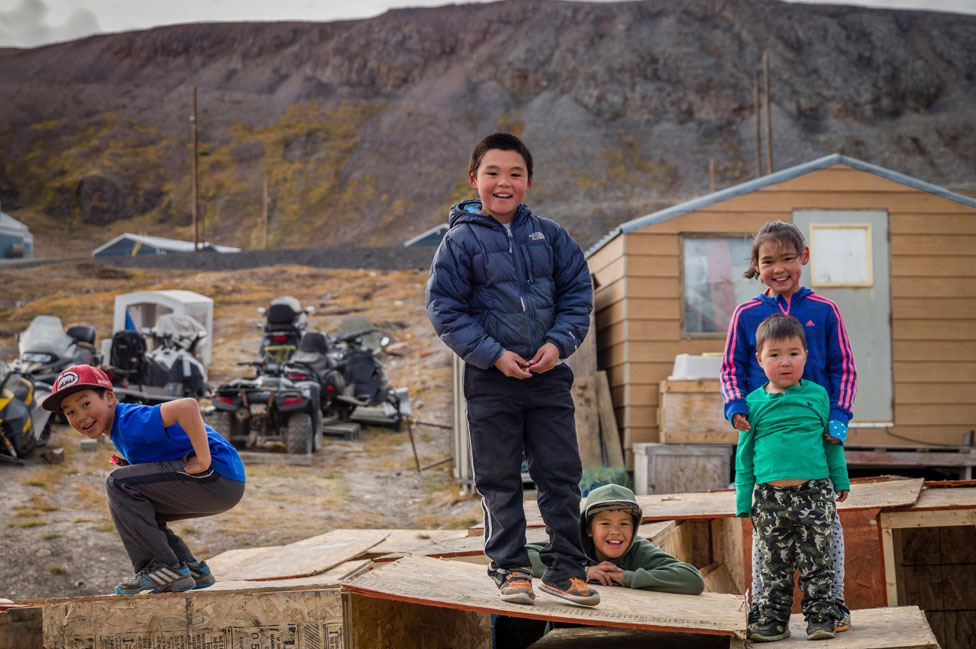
467,148,532,224
756,335,808,392
756,240,809,297
587,509,635,561
61,388,117,440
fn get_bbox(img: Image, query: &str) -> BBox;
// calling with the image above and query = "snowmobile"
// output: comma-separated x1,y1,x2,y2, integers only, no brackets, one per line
103,313,209,404
282,331,346,421
10,315,98,385
210,346,322,454
329,317,410,430
0,361,53,465
256,296,314,361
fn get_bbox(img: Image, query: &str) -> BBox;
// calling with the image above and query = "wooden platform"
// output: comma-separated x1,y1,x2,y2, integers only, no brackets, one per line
524,606,938,648
480,476,924,532
341,555,747,637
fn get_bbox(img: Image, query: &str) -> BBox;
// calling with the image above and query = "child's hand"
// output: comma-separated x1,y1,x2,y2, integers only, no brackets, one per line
732,413,751,431
587,562,624,586
825,420,848,445
527,342,560,374
836,490,849,503
493,350,532,379
184,454,211,475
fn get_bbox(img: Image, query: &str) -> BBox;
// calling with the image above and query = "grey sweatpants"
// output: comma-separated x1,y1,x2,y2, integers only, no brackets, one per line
105,456,245,573
751,495,845,602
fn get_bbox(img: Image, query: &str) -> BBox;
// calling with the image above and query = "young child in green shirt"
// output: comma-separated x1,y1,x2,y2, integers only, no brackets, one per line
735,314,849,642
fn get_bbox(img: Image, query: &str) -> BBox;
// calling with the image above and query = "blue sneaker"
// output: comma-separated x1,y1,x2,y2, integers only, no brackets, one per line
115,560,195,595
186,560,216,589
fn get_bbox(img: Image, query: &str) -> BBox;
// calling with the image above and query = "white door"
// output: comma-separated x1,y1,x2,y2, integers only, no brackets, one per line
792,210,893,423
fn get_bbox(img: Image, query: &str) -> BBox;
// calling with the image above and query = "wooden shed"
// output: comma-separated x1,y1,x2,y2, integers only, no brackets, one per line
586,154,976,465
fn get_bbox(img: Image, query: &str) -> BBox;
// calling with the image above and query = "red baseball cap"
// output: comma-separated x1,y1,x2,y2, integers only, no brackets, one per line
42,365,115,412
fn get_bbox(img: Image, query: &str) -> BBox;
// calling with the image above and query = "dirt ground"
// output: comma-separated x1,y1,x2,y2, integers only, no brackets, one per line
0,262,483,600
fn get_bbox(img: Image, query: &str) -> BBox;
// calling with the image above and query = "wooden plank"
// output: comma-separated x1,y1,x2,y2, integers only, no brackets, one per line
623,232,678,256
768,606,939,649
894,383,976,404
617,276,678,299
626,362,673,384
882,509,976,528
0,607,40,649
632,443,732,496
565,311,597,377
893,362,976,382
892,276,976,298
845,449,976,469
595,371,625,468
623,255,678,277
894,404,976,426
207,528,389,581
623,405,657,428
624,319,682,341
43,588,343,648
625,298,681,320
893,320,976,341
587,236,624,275
210,560,372,591
769,166,918,192
711,517,745,595
892,213,976,234
594,277,625,311
700,562,737,595
892,255,976,277
892,298,976,319
572,374,604,468
892,234,976,256
342,555,747,637
359,529,471,557
893,340,976,361
619,383,659,407
628,211,768,234
661,430,739,445
596,300,626,328
846,426,974,447
907,485,976,510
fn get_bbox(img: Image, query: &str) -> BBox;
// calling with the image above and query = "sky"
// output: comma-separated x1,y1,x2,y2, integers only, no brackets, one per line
1,0,975,48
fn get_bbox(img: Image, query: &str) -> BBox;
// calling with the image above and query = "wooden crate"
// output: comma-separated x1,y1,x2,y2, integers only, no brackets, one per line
43,587,344,648
658,380,736,444
632,443,732,495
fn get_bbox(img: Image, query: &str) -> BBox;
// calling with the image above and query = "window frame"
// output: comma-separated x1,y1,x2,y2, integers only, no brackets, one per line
808,223,874,288
679,232,755,339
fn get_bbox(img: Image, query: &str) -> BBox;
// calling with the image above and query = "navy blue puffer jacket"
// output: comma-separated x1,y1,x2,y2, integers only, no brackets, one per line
426,199,592,369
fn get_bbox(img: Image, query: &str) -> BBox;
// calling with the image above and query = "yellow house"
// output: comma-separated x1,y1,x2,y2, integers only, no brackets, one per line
586,154,976,463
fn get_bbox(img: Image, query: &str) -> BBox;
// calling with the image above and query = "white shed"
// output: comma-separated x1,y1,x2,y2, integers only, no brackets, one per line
108,290,214,366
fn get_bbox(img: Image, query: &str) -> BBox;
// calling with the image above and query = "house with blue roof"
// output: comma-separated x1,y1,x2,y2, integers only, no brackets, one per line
585,154,976,464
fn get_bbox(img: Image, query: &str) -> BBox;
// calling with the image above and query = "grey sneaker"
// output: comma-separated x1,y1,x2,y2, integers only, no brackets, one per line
115,560,195,595
806,615,836,640
186,560,216,589
748,617,791,642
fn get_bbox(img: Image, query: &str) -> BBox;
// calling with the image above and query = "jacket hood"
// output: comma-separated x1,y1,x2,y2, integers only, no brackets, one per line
580,483,643,559
447,199,529,229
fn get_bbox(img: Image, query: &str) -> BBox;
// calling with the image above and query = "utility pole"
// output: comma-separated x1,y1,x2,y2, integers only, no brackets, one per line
709,158,715,193
763,51,773,174
191,86,200,252
263,176,269,250
754,71,762,179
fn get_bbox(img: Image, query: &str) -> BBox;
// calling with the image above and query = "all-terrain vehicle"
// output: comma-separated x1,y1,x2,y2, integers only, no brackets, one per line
11,315,98,385
329,317,410,429
103,313,210,404
282,331,346,421
210,347,322,454
0,361,53,465
257,296,314,361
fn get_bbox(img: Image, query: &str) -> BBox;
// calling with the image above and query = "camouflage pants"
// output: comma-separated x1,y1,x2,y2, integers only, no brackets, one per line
752,478,835,622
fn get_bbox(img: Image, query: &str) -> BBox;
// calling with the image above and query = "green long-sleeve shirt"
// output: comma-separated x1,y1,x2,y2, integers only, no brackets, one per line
735,379,849,517
526,536,705,594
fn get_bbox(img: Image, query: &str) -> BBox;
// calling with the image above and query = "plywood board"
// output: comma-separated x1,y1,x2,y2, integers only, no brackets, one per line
402,522,674,561
0,607,40,649
345,591,493,649
210,560,371,592
572,374,604,468
527,626,733,648
208,528,389,581
900,484,976,511
355,529,470,557
765,606,938,649
506,477,924,531
342,555,746,637
596,371,625,468
43,588,344,649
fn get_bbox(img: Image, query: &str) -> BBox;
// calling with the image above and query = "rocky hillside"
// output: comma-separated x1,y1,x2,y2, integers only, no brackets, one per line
1,0,974,255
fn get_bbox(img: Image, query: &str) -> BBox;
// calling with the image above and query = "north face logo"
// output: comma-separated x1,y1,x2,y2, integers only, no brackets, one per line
56,371,79,391
805,320,815,327
529,232,545,241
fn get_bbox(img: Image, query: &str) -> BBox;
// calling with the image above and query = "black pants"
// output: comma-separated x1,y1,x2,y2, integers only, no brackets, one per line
464,363,586,584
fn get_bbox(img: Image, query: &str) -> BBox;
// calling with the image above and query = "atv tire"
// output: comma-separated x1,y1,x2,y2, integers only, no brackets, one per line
285,412,312,455
7,423,35,458
210,411,247,448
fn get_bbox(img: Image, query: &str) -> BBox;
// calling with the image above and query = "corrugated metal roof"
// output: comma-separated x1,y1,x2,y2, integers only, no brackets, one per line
585,154,976,258
92,233,241,256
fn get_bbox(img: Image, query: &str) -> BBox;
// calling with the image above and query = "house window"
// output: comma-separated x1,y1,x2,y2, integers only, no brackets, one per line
682,236,756,334
809,224,873,287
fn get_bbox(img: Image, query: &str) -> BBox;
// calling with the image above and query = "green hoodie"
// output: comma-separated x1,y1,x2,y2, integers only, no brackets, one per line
525,484,705,594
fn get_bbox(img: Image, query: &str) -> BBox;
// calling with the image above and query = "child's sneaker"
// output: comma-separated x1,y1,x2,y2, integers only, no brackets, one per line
747,602,760,626
115,560,195,595
834,600,852,632
748,617,790,642
806,615,836,640
186,560,216,589
539,577,600,606
494,568,535,605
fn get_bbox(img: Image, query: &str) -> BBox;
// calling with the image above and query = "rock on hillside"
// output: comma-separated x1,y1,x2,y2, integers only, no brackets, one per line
1,0,974,255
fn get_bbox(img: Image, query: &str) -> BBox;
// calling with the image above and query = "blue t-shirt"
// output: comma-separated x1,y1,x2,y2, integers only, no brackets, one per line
110,402,245,482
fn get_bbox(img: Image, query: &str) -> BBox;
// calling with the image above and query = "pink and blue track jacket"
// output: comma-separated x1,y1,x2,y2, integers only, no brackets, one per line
720,286,857,425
